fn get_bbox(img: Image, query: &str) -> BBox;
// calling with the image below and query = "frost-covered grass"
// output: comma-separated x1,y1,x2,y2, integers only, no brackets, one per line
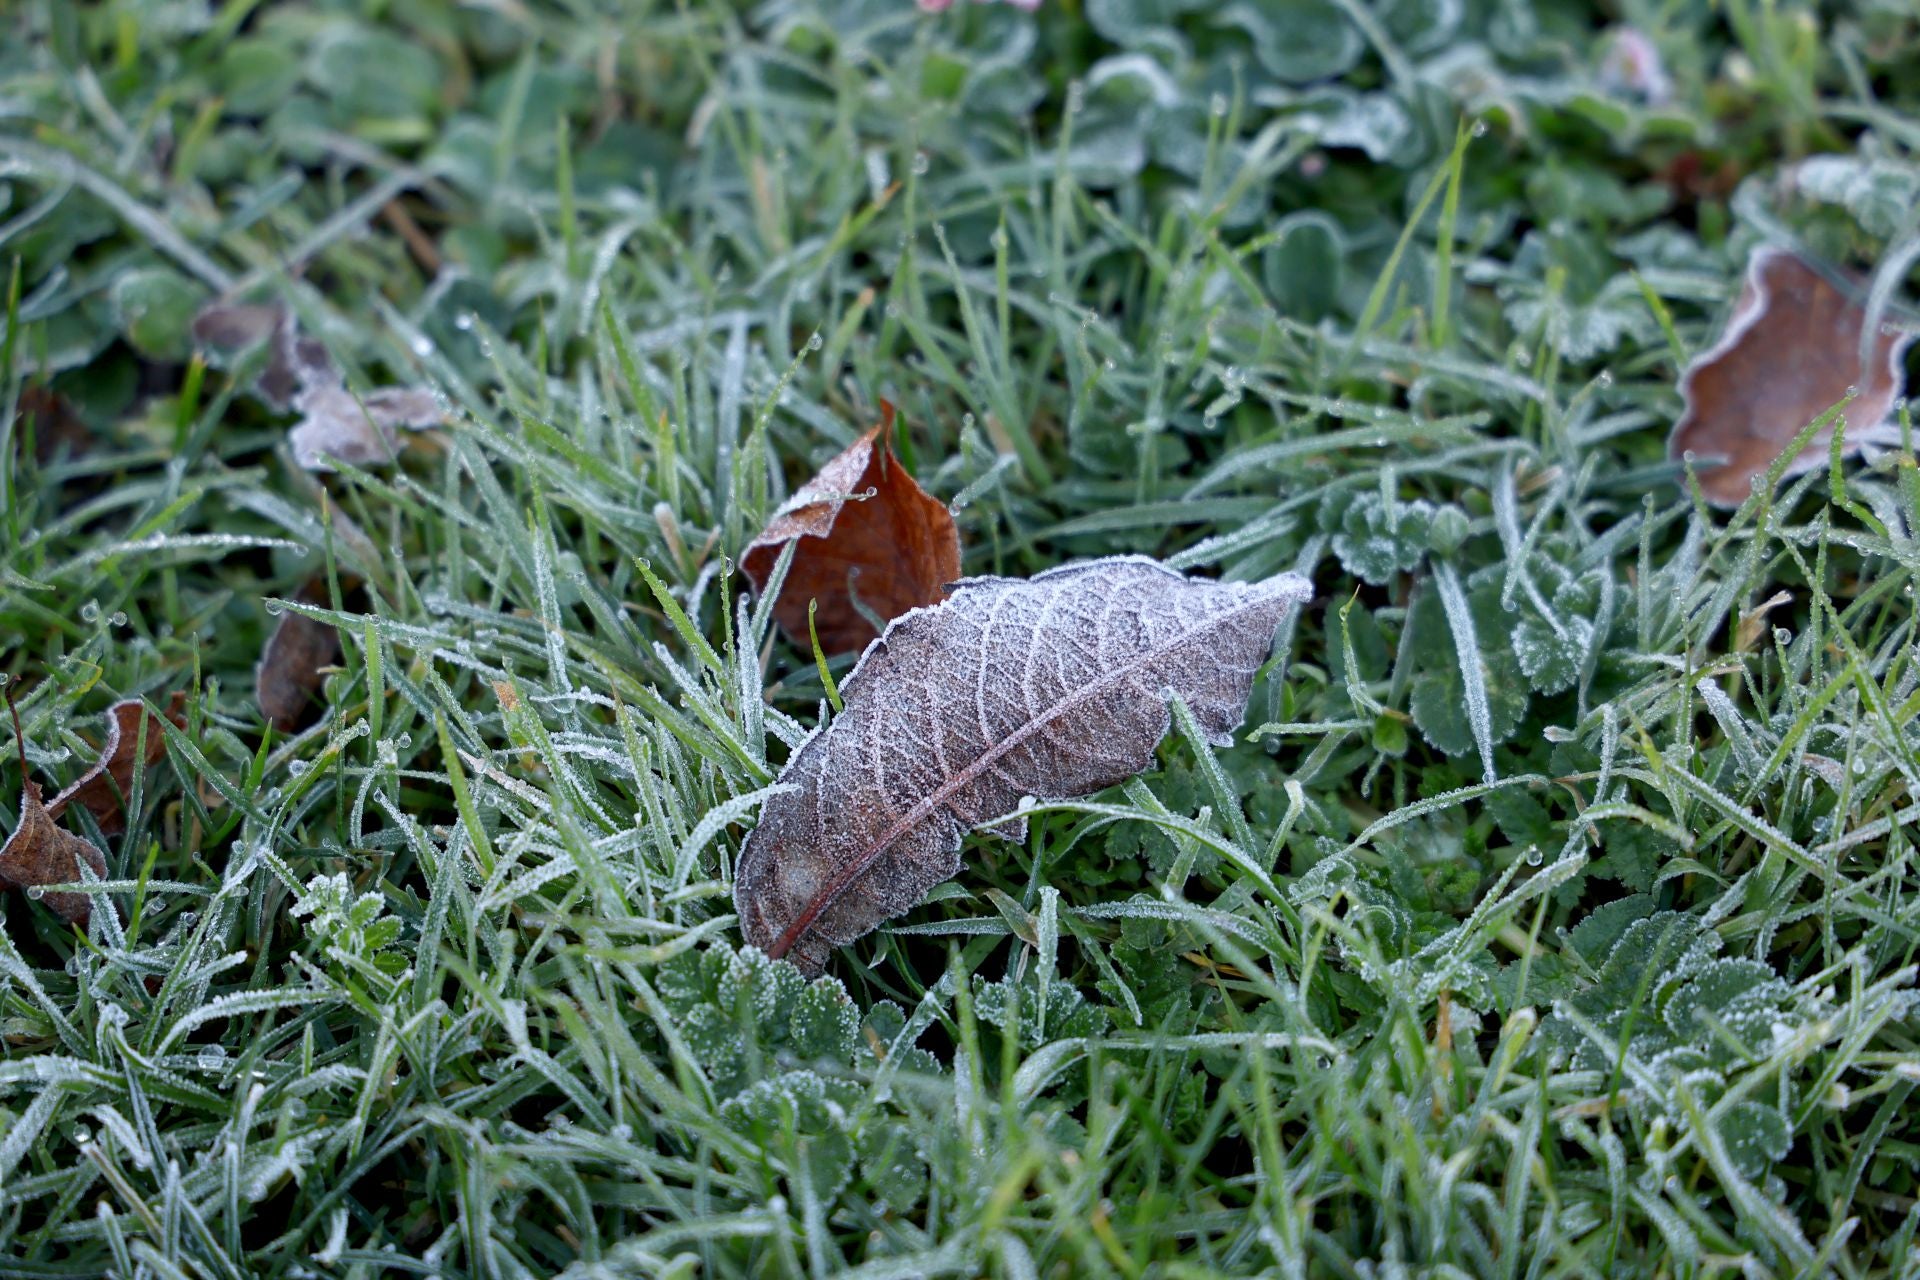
3,1,1920,1276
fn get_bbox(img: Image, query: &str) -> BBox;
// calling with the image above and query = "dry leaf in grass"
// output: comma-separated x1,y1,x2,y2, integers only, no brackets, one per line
0,780,107,927
733,556,1313,973
16,386,94,463
256,591,341,732
288,385,444,471
191,300,445,467
45,693,188,835
1671,247,1914,507
740,403,962,655
192,302,336,412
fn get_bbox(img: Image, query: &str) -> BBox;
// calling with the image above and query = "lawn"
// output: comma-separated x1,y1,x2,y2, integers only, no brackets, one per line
3,0,1920,1276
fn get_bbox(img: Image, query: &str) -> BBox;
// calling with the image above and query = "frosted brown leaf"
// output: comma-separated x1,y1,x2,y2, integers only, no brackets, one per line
740,403,961,655
733,556,1313,973
191,299,445,468
1670,246,1914,507
1,780,106,927
256,588,341,732
46,693,187,835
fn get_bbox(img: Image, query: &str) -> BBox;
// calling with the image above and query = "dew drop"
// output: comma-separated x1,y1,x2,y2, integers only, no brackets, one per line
1066,80,1086,113
198,1044,228,1070
1210,93,1229,117
287,760,309,777
109,611,128,627
805,331,824,352
1525,846,1544,867
453,312,475,332
910,152,930,176
411,335,435,358
80,601,100,623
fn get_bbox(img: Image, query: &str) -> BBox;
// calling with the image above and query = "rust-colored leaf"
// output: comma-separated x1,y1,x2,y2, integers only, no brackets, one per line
740,404,962,655
0,780,107,927
256,590,341,732
1670,247,1914,507
733,557,1313,973
45,693,188,835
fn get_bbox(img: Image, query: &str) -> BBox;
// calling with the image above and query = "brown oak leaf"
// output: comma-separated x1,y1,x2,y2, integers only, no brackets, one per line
0,779,107,927
45,693,188,835
733,556,1313,973
1671,247,1914,507
740,403,962,655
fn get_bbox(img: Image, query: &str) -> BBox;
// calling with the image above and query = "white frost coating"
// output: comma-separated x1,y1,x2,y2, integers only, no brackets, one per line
1431,560,1497,784
734,556,1312,973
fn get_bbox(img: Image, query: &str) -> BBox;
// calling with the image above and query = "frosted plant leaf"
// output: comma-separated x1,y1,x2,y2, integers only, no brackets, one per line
734,557,1312,973
1793,155,1920,239
857,1119,928,1211
1513,613,1590,695
1715,1102,1793,1182
721,1071,858,1201
1329,494,1434,585
720,946,808,1027
787,978,859,1062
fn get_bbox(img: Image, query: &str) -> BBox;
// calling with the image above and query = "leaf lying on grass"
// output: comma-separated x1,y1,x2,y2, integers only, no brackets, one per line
0,693,177,926
14,386,93,463
191,300,445,470
734,556,1312,973
740,402,961,655
45,693,187,834
1669,246,1914,506
256,589,341,733
0,779,105,927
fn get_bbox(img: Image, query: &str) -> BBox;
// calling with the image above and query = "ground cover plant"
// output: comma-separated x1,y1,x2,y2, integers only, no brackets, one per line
3,0,1920,1276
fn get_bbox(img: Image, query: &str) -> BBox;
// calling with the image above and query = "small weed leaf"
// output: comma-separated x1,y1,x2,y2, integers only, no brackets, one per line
856,1119,929,1212
1407,583,1530,758
721,1071,860,1202
654,941,904,1097
972,974,1108,1048
1503,568,1605,697
1325,492,1436,585
1716,1101,1795,1183
291,873,408,986
788,978,861,1062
